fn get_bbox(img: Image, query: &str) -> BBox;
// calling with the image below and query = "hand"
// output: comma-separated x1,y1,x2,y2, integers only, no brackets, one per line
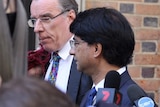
28,66,43,78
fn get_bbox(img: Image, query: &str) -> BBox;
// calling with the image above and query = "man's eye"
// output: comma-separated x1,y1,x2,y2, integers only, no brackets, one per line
31,19,36,23
40,17,51,21
75,42,80,45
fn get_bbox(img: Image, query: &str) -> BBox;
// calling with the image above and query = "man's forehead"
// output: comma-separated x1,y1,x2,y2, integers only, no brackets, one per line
30,0,62,18
31,0,60,7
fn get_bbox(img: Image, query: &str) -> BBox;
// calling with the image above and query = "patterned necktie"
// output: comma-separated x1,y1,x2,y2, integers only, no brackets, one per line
48,52,61,84
85,87,97,107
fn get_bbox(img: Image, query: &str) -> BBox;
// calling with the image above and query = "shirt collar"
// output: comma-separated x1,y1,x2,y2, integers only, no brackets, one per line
50,36,73,62
93,79,104,91
117,66,126,75
93,66,126,91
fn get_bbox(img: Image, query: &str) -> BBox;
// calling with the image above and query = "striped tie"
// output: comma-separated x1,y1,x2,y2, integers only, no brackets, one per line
48,53,61,84
85,87,97,106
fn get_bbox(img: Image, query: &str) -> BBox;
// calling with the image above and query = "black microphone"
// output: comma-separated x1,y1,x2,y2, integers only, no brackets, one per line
127,84,157,107
96,70,122,105
104,70,121,89
97,101,120,107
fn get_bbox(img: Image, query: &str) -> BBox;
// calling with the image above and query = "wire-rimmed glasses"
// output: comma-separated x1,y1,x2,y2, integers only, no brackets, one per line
28,9,70,28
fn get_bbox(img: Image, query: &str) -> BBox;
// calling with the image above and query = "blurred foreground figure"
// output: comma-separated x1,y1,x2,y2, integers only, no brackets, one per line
0,0,28,83
0,76,77,107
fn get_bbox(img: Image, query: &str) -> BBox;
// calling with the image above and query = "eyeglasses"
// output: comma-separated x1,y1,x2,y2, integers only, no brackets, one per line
28,9,69,28
70,40,85,49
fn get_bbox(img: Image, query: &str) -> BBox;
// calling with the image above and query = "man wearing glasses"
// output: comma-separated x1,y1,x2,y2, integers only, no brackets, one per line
27,0,92,105
69,7,156,107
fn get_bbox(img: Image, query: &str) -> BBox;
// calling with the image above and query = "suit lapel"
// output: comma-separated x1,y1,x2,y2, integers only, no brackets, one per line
119,69,132,88
67,60,82,102
80,90,90,107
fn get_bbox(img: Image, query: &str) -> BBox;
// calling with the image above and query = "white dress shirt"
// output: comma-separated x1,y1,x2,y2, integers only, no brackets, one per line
94,66,126,91
45,37,73,93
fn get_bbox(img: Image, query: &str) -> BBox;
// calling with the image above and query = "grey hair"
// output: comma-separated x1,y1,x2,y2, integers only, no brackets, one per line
58,0,78,14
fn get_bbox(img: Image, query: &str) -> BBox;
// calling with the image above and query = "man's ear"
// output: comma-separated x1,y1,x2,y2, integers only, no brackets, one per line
67,9,76,22
93,43,102,57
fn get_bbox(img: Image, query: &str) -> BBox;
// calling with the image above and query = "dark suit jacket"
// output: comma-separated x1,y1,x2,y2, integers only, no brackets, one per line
44,59,92,105
97,101,132,107
80,68,146,107
67,60,93,105
119,69,139,106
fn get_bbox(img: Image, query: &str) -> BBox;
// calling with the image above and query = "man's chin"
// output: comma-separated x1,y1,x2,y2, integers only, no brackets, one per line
42,46,52,52
77,66,83,73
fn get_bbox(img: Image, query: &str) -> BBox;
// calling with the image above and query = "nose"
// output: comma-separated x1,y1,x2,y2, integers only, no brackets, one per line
34,19,44,33
69,48,75,55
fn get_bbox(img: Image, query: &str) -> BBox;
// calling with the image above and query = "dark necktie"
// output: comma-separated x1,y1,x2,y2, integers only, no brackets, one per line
85,87,97,107
48,53,61,84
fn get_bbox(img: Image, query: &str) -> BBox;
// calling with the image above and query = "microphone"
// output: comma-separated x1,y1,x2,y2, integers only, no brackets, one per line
104,70,121,89
96,70,122,105
127,84,157,107
97,101,120,107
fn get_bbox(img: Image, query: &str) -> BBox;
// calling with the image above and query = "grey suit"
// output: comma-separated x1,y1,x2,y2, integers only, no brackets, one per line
0,0,28,82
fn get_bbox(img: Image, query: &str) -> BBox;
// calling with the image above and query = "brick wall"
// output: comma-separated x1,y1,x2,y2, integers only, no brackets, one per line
85,0,160,104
